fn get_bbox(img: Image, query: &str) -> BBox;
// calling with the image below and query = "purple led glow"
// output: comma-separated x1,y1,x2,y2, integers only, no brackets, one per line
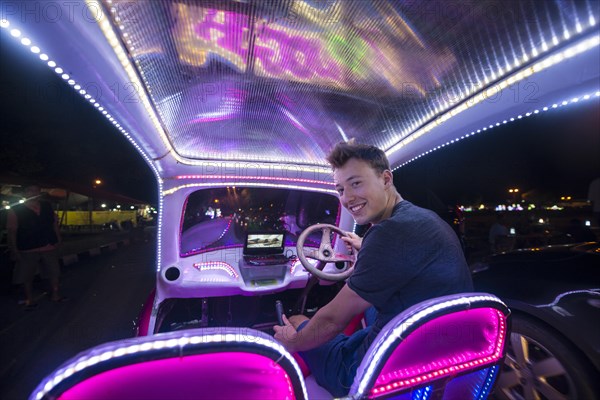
56,352,296,400
180,217,235,256
194,11,342,82
369,308,506,397
193,261,239,279
175,175,334,187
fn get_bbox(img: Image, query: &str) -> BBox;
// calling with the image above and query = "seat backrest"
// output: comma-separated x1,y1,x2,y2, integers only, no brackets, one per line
349,293,510,399
30,327,307,400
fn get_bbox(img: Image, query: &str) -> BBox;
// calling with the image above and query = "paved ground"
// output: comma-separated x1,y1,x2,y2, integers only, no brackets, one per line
0,238,156,400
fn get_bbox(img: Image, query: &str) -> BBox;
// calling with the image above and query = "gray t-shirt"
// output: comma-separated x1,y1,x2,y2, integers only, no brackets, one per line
347,200,473,357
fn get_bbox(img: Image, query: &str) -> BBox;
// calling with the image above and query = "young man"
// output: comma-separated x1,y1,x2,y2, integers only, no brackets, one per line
274,141,473,396
7,185,65,308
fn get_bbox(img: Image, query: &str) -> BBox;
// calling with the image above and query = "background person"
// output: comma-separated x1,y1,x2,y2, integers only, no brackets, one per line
274,140,473,396
488,212,510,252
7,185,66,308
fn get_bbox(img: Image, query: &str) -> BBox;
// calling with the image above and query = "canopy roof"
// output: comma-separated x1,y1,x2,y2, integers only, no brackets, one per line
2,0,599,180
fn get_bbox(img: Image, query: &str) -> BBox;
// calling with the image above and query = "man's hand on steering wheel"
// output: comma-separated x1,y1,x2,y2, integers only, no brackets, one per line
341,232,362,253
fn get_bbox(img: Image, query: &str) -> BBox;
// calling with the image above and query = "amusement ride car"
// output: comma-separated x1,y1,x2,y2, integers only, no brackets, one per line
1,0,598,398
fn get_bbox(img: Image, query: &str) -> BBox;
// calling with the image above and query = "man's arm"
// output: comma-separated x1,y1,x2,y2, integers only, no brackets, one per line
52,211,62,245
274,284,372,353
6,210,19,260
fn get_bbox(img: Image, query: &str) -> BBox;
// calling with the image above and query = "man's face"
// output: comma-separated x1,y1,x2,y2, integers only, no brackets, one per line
333,158,391,225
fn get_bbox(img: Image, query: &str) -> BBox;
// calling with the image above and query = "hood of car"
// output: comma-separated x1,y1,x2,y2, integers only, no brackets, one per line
472,242,600,314
2,0,599,179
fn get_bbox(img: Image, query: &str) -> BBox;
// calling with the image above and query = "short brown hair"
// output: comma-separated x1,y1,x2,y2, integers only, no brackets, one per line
326,139,390,174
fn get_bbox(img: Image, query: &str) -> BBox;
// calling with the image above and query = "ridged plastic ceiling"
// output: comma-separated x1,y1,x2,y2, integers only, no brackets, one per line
103,0,599,165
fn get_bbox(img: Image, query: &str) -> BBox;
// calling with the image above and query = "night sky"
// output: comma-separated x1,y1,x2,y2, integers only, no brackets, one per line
0,32,157,203
395,99,600,208
1,30,599,206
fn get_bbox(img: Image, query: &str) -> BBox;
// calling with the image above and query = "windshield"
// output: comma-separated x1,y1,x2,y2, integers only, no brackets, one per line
180,187,339,256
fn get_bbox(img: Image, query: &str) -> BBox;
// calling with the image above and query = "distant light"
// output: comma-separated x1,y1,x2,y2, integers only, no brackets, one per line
101,204,107,208
509,228,516,235
585,220,591,227
19,199,25,203
538,218,544,224
94,179,102,185
4,206,10,210
130,206,135,210
116,205,121,209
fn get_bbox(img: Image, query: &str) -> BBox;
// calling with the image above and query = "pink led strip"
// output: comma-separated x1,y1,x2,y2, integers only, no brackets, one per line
370,309,506,397
193,262,239,279
176,175,334,186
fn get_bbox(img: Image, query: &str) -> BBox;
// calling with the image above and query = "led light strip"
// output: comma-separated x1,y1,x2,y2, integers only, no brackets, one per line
0,17,162,183
369,312,504,396
370,311,506,397
176,175,334,187
183,217,234,257
163,182,339,196
85,0,175,160
176,162,332,173
477,365,500,400
193,262,239,279
394,89,600,170
387,33,600,163
32,330,307,400
534,288,600,308
355,294,507,397
0,16,166,281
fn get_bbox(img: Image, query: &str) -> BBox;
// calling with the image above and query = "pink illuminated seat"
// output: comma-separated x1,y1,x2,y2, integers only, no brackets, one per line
348,293,510,399
29,328,307,400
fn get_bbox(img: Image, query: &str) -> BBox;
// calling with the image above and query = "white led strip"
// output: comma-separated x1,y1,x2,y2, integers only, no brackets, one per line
32,330,308,400
0,17,162,184
387,33,600,164
393,89,600,170
355,294,507,396
0,16,167,286
176,175,334,187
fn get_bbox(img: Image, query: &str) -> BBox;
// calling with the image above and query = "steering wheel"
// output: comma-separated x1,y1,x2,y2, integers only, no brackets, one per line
296,223,356,281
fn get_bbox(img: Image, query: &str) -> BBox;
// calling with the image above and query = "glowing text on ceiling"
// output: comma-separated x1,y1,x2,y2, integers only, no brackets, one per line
173,4,451,94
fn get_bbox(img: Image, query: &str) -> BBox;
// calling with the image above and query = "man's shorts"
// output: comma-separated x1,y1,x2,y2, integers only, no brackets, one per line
13,250,60,284
297,320,371,397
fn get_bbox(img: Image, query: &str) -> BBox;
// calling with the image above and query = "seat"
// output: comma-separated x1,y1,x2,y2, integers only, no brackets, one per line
29,327,307,400
348,292,510,400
